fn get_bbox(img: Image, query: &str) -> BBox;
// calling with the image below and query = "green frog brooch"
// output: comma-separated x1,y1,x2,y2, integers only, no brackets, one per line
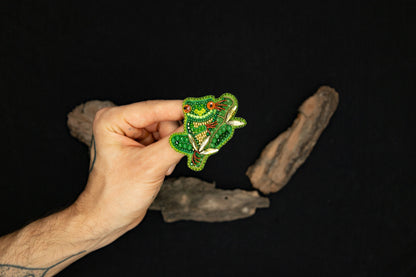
169,93,246,171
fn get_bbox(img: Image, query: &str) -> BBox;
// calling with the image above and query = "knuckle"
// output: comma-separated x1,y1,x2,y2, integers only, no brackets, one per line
143,99,165,109
93,107,116,130
94,107,110,122
95,107,110,118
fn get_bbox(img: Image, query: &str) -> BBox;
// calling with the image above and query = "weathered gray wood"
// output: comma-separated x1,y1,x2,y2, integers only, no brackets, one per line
151,177,269,223
246,86,339,194
67,100,269,223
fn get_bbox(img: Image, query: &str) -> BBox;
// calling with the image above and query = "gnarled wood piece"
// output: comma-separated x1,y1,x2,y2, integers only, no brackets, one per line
246,86,339,194
150,177,269,223
67,100,269,223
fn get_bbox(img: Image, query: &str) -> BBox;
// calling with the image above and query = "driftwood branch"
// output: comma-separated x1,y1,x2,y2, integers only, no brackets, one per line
152,177,269,223
246,86,339,194
67,100,269,223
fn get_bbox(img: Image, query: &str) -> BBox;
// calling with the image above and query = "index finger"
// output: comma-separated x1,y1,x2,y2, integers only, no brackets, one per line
121,100,184,128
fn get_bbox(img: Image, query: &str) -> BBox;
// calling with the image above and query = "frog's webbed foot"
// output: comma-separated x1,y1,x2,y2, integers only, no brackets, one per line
205,120,218,134
188,150,206,171
214,99,227,111
192,150,202,164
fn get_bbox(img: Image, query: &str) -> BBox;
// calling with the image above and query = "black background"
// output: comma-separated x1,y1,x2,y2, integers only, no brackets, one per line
1,1,415,276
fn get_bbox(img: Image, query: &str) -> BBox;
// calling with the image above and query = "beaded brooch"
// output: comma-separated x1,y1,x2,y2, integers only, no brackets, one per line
169,93,246,171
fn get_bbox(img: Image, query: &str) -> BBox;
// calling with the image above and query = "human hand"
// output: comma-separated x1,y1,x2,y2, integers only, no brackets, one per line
0,100,185,275
73,100,184,247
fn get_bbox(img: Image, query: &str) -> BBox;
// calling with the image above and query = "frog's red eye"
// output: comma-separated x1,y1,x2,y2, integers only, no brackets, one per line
207,101,215,110
183,104,191,113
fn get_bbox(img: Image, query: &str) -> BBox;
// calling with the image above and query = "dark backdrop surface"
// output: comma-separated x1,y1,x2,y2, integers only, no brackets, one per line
1,1,415,276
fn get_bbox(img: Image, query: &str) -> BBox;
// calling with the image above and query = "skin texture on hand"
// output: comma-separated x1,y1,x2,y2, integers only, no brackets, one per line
76,100,185,239
0,100,185,276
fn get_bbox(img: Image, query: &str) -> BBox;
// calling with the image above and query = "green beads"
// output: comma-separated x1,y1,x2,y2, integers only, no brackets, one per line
169,93,247,171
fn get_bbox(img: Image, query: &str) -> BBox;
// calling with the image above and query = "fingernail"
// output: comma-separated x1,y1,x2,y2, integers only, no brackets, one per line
166,165,176,176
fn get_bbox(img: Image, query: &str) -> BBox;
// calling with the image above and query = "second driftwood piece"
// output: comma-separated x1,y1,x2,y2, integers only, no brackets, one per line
67,100,269,223
150,177,269,223
246,86,339,194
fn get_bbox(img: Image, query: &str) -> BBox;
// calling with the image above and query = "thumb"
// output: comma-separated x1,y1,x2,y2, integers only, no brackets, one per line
145,125,185,172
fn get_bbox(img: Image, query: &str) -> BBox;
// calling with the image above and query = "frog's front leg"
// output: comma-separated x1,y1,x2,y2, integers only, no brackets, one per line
169,134,194,155
170,133,206,171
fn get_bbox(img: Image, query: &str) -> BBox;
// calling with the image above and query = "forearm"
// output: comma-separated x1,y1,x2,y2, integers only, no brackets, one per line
0,204,124,277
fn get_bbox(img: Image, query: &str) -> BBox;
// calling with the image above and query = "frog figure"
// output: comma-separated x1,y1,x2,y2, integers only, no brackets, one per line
169,93,246,171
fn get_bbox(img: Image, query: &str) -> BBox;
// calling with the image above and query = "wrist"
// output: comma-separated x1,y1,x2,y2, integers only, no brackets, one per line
73,172,150,242
62,204,107,252
69,196,136,251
